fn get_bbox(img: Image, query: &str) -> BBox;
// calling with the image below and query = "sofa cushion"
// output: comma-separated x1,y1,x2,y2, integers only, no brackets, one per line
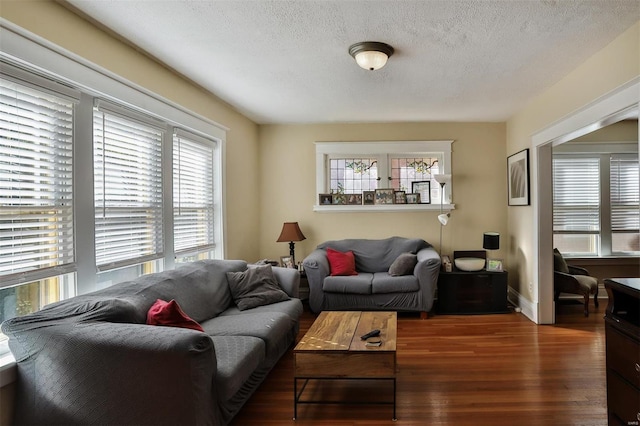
146,299,204,332
210,335,265,402
388,253,418,276
574,274,598,291
219,298,303,323
226,265,290,311
202,311,295,361
323,273,373,294
372,272,420,294
326,248,358,276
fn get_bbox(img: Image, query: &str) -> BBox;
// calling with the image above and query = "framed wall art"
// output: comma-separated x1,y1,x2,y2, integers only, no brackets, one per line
507,149,530,206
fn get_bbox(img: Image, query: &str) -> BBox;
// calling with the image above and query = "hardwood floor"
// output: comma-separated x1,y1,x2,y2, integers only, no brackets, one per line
231,300,606,425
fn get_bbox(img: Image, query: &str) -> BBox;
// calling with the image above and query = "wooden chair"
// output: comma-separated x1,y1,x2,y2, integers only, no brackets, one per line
553,249,599,317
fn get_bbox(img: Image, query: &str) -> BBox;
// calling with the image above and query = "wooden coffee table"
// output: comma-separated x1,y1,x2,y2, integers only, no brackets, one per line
293,311,397,420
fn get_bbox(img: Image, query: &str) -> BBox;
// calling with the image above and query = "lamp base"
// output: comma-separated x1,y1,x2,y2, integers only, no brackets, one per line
289,241,296,266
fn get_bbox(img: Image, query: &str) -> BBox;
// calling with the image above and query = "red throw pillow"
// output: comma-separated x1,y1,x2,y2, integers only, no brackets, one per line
146,299,204,332
326,247,358,276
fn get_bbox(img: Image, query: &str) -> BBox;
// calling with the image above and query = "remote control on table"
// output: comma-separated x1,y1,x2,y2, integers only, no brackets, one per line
360,329,381,340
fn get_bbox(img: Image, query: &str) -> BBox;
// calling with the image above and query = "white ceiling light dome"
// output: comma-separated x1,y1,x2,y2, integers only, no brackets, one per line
348,41,394,71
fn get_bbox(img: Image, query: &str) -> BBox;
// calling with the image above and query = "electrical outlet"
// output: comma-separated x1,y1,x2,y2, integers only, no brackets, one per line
528,281,533,292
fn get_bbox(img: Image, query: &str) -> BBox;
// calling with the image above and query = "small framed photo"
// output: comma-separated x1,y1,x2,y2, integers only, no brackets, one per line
347,194,362,205
332,193,347,205
411,181,431,204
507,148,530,206
486,259,503,272
406,193,421,204
280,256,294,268
319,194,333,205
374,188,395,204
394,191,407,204
363,191,375,205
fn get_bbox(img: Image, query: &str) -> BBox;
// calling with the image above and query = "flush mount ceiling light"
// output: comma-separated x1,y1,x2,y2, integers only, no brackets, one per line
348,41,394,71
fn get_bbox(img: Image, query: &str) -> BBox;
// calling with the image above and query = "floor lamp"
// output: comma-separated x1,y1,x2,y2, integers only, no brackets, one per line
434,174,452,254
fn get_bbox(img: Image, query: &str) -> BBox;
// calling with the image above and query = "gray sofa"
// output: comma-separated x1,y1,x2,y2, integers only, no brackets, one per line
302,237,441,317
1,260,302,426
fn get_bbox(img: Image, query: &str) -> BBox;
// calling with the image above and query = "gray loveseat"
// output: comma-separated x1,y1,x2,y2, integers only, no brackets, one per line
1,260,302,426
302,237,440,317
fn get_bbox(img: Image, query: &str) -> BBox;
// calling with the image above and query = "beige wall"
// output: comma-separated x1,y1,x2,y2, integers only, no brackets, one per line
257,122,507,264
569,119,638,143
506,21,639,304
0,0,261,261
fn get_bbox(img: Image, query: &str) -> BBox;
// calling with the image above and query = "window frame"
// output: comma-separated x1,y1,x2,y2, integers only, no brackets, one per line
173,129,217,259
552,142,639,257
315,140,454,211
93,99,166,271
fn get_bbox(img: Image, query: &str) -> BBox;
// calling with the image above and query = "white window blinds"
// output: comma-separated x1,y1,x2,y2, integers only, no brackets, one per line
553,157,600,232
93,101,164,271
0,76,75,285
173,131,215,255
611,155,639,233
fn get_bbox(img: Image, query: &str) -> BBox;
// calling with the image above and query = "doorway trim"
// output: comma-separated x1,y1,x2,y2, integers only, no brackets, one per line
531,77,639,324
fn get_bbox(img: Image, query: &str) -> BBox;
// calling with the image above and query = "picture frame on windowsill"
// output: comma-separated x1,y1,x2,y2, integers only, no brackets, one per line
374,188,395,204
411,181,431,204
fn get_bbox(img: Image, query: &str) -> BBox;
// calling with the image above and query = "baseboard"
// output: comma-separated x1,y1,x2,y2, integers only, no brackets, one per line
508,287,538,324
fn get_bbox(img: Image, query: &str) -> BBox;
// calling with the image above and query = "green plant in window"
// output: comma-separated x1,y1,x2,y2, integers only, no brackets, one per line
332,182,345,194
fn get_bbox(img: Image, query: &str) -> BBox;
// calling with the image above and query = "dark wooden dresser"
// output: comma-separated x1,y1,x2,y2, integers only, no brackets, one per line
604,278,640,425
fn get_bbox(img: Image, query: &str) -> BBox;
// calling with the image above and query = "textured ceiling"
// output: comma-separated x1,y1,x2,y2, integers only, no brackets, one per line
64,0,639,124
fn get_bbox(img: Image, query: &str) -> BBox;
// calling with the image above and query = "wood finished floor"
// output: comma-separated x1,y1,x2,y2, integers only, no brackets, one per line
231,300,606,426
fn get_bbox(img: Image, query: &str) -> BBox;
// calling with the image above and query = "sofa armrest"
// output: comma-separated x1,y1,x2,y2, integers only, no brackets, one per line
271,265,300,298
303,249,330,280
302,249,330,313
414,247,442,310
567,265,589,276
9,321,219,426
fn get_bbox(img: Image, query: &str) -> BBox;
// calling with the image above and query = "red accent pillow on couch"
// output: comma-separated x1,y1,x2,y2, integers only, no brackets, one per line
146,299,204,332
326,248,358,276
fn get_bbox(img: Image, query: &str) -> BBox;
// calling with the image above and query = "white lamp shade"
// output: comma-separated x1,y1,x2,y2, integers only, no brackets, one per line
438,213,450,226
433,174,452,186
354,50,389,70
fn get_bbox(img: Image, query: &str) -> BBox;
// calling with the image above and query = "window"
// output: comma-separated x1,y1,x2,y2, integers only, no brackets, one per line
390,155,441,194
611,155,640,253
0,70,78,350
173,130,216,261
316,141,453,209
0,30,226,360
93,101,165,271
553,156,600,255
553,152,639,256
328,157,378,194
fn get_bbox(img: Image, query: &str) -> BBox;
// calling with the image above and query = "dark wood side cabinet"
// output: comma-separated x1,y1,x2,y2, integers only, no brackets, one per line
604,278,640,426
437,270,508,314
